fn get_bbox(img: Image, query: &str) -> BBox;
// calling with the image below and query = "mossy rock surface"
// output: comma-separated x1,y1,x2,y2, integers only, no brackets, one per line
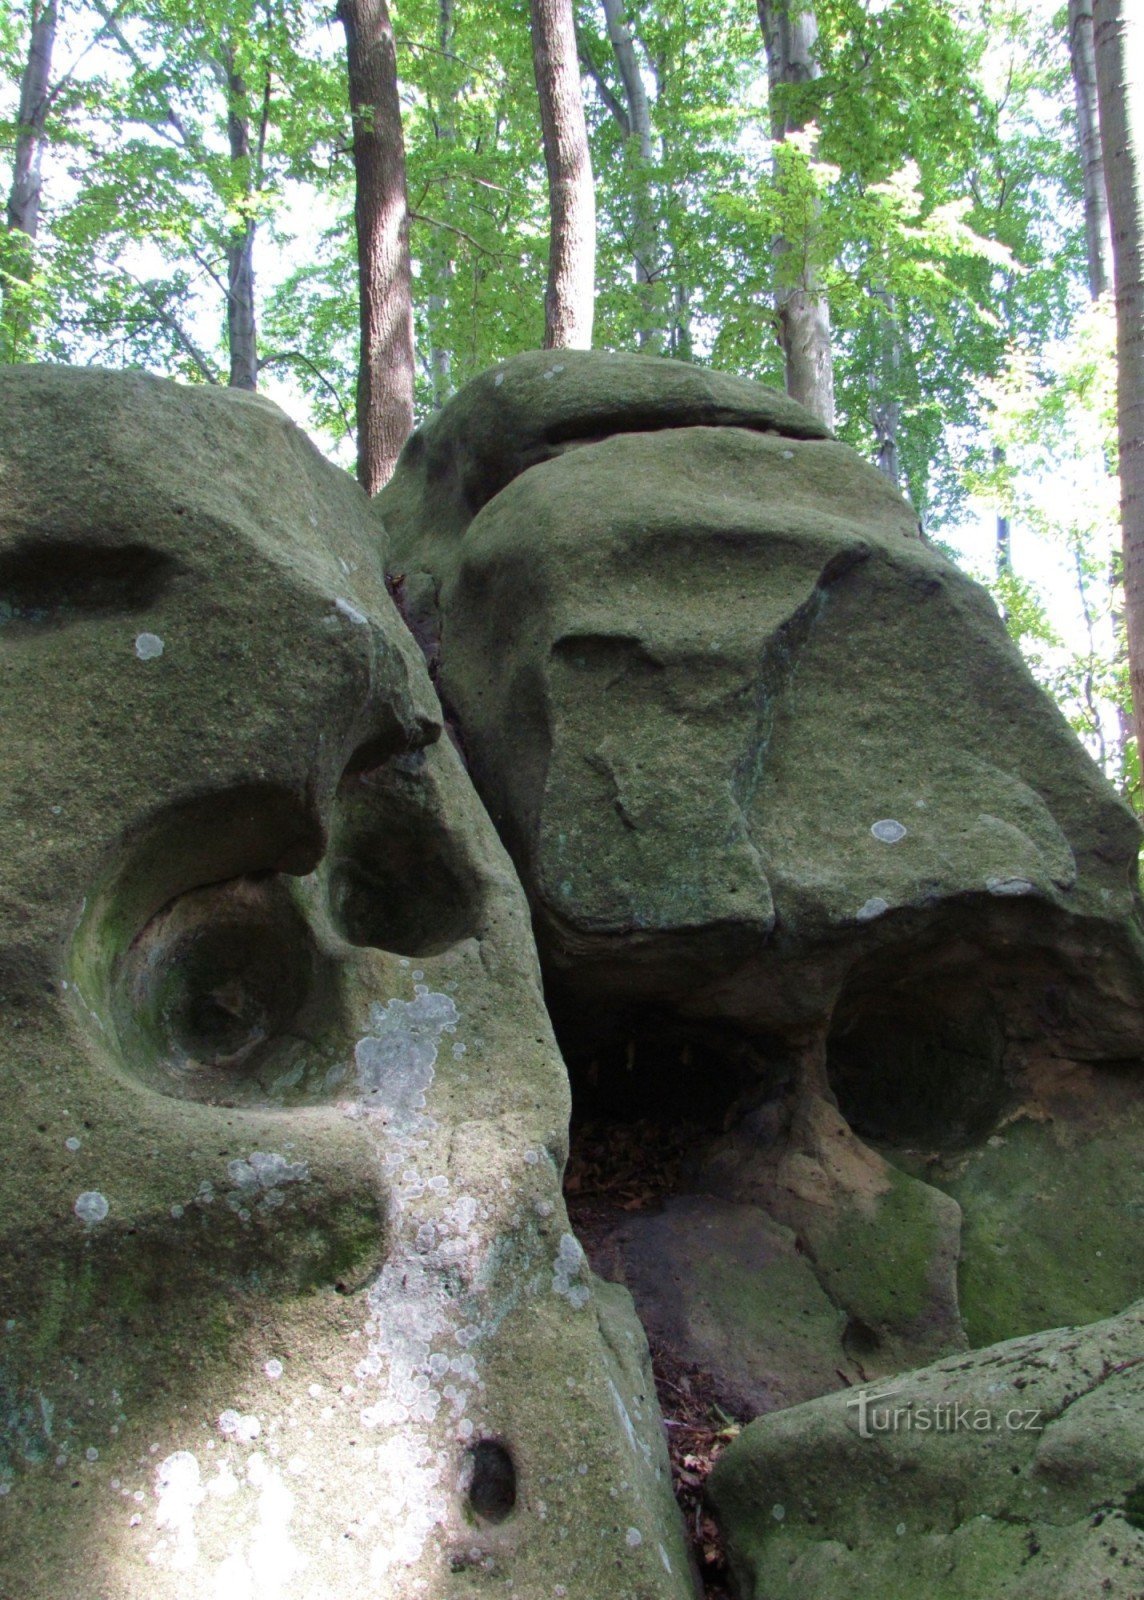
0,366,695,1600
379,351,1144,1059
708,1299,1144,1600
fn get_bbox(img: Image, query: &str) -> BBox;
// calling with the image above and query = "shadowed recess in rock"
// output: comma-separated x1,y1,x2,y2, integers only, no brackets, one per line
0,539,180,629
463,1439,517,1523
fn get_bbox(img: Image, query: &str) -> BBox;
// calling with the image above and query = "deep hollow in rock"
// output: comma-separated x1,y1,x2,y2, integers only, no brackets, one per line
0,538,180,629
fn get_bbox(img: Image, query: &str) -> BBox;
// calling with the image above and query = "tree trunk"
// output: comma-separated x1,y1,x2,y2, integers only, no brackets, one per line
870,287,902,487
530,0,595,349
426,0,456,406
994,449,1012,575
600,0,660,350
1069,0,1113,299
1093,0,1144,756
222,45,258,392
2,0,58,360
337,0,416,493
757,0,835,429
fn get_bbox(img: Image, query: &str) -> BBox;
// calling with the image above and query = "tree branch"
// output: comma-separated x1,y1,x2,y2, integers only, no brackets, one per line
576,26,630,132
410,210,499,257
258,349,355,439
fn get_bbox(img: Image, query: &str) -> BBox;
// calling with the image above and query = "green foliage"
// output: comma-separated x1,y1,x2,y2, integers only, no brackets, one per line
969,297,1135,798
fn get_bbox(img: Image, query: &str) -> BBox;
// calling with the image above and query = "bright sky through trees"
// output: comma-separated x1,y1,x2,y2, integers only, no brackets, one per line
0,0,1133,794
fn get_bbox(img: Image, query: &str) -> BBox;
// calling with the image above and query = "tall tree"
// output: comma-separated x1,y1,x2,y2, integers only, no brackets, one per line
338,0,416,492
2,0,58,360
530,0,596,348
598,0,660,348
1068,0,1112,297
756,0,834,428
216,39,265,391
1093,0,1144,756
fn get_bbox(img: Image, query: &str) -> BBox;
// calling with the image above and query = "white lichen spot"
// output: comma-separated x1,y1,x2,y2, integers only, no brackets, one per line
552,1233,590,1310
771,1503,786,1522
781,449,795,460
74,1191,109,1225
354,990,458,1131
227,1152,308,1203
870,819,907,844
263,1359,283,1381
85,1447,99,1462
64,1135,81,1152
169,1204,184,1220
856,897,889,922
218,1410,261,1445
134,632,164,661
493,371,505,387
625,1527,643,1548
524,1149,540,1167
896,1521,907,1536
985,875,1034,896
335,597,368,626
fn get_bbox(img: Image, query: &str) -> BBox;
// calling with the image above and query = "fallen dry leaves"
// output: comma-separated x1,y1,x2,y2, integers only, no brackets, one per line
564,1117,750,1597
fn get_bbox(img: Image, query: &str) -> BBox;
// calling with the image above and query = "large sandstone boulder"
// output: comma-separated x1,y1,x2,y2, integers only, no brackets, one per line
379,350,1144,1387
706,1300,1144,1600
0,367,695,1599
379,349,1144,1042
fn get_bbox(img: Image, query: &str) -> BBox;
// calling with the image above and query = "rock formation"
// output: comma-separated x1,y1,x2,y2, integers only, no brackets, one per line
380,348,1144,1395
5,349,1143,1600
707,1299,1144,1599
0,367,694,1599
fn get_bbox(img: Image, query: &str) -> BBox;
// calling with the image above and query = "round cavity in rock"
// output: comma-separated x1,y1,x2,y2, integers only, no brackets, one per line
828,979,1007,1149
327,752,485,957
108,875,335,1103
464,1439,516,1524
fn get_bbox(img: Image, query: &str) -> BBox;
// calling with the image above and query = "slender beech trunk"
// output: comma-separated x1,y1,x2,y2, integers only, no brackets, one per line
338,0,416,493
994,448,1012,575
1093,0,1144,756
530,0,595,349
2,0,58,360
757,0,835,429
1069,0,1113,298
670,281,692,358
426,0,456,406
1069,3,1132,764
869,286,902,488
600,0,659,349
221,44,259,391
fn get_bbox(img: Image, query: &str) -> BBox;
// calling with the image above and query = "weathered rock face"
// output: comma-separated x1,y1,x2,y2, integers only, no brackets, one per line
380,349,1144,1042
0,368,695,1599
379,349,1144,1388
707,1299,1144,1600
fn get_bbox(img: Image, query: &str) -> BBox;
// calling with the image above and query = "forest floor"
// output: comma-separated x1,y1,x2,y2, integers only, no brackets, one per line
565,1121,750,1598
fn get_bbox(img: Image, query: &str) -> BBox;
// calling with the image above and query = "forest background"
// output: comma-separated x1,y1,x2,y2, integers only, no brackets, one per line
1,0,1138,804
